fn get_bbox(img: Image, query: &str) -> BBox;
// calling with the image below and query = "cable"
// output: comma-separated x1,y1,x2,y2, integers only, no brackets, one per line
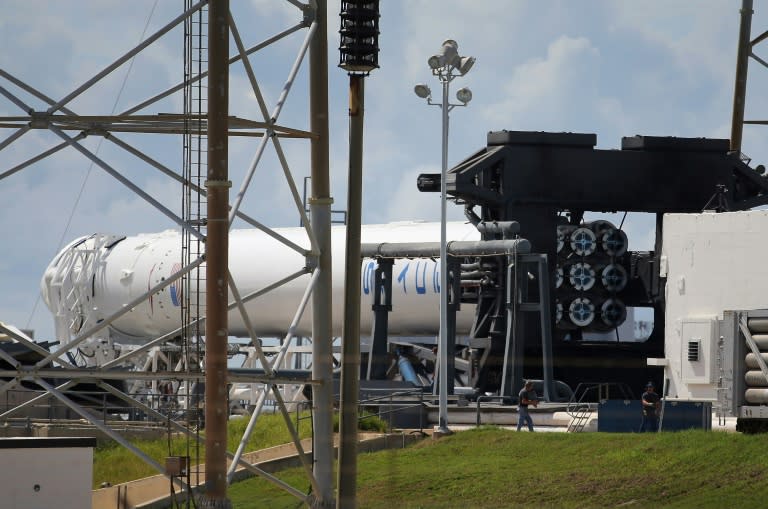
618,211,628,230
25,0,160,331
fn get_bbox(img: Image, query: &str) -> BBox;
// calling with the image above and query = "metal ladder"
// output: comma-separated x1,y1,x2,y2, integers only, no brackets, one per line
177,4,208,504
567,403,591,432
566,382,634,432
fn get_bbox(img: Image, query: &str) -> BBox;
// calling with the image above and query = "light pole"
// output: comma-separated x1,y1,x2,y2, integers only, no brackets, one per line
338,2,380,507
414,39,474,435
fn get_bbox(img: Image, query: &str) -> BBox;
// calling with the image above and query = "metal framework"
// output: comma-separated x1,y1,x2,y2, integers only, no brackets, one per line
731,0,768,154
0,1,334,507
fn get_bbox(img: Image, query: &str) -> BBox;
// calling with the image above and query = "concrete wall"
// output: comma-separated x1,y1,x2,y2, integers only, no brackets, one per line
0,437,95,509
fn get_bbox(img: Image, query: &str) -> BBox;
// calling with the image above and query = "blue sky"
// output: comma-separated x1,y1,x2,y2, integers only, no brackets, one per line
0,1,766,341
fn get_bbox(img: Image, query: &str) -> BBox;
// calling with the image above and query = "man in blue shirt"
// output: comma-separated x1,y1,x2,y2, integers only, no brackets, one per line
517,380,539,432
639,381,661,432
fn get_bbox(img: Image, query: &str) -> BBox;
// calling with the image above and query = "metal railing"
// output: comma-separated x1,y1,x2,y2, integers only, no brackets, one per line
565,382,635,432
356,388,426,434
475,395,513,427
0,387,201,424
1,385,432,436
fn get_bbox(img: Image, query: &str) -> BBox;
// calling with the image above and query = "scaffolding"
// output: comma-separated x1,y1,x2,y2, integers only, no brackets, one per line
0,1,334,506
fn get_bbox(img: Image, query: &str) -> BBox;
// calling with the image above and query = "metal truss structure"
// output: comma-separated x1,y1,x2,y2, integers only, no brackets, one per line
0,1,335,506
732,0,768,153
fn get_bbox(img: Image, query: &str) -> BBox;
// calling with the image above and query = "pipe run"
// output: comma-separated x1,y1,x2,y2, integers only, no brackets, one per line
475,221,520,239
360,238,531,259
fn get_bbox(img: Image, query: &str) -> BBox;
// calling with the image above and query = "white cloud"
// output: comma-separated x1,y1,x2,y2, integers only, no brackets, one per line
482,35,601,132
381,166,440,223
594,97,630,137
252,0,301,22
608,1,736,81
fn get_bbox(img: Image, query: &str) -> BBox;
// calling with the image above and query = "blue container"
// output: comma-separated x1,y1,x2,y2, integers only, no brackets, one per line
597,400,712,432
597,400,641,432
661,401,712,431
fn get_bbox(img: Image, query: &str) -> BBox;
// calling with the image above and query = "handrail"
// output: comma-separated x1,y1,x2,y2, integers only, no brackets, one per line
356,388,426,434
566,403,591,432
475,395,513,427
567,382,635,416
564,382,635,432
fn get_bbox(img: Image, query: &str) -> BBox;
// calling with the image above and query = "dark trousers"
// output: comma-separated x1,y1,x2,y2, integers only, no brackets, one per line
639,414,658,432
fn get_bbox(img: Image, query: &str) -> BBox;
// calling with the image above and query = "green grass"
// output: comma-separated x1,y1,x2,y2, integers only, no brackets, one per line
93,411,314,488
228,428,768,509
92,410,389,489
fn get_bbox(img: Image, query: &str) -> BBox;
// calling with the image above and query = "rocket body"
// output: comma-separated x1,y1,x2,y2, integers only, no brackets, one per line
42,221,480,343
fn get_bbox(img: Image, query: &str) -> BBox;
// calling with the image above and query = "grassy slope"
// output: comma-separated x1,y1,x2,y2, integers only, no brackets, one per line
228,428,768,509
93,412,385,489
93,412,314,488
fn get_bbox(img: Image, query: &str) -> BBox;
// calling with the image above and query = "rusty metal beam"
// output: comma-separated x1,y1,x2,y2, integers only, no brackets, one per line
201,0,232,507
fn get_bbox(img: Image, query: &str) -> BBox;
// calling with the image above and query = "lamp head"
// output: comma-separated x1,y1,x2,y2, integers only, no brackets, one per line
414,83,432,99
456,87,473,104
428,39,459,70
428,54,444,70
457,56,476,75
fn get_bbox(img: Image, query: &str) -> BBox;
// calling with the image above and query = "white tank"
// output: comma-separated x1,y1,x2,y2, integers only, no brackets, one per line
41,221,480,343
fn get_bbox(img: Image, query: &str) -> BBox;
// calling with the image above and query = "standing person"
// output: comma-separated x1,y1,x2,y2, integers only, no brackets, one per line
517,380,539,432
639,381,661,432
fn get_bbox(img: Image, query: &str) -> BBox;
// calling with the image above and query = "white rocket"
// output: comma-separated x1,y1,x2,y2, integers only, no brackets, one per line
41,221,480,349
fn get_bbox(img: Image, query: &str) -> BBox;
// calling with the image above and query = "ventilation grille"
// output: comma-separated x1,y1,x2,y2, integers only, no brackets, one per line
687,340,701,362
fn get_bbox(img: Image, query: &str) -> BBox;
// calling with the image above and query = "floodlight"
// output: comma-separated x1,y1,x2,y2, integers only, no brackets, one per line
442,39,459,54
456,87,472,104
414,83,432,99
428,39,459,70
457,56,476,75
413,37,476,438
428,54,444,70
